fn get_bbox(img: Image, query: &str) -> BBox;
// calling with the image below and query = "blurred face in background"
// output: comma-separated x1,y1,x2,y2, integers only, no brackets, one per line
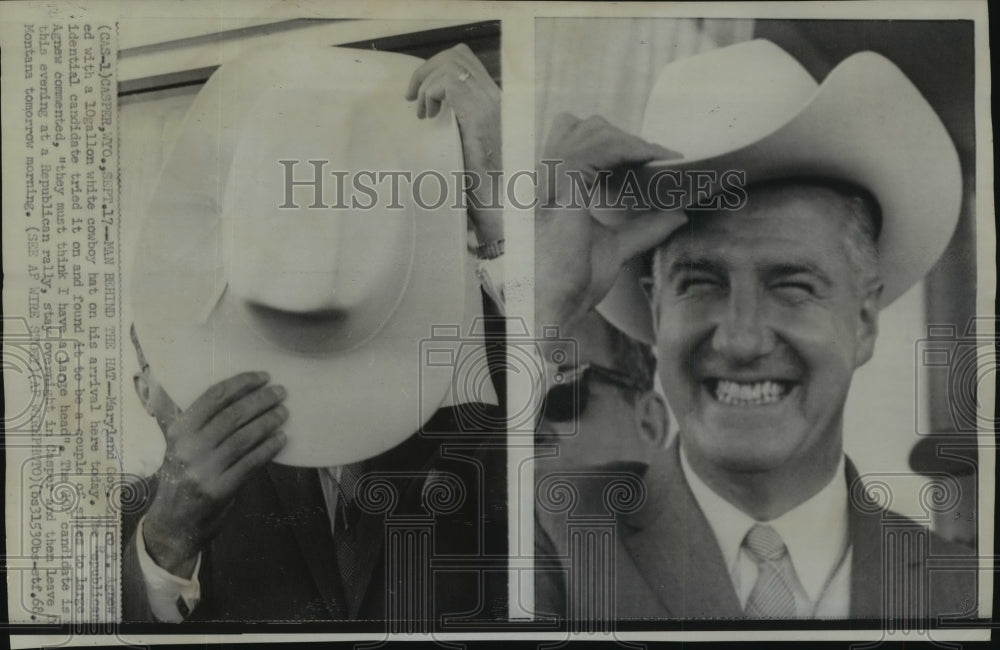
535,311,670,475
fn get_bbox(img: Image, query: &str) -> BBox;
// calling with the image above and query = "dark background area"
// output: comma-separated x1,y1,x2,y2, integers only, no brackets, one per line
342,20,501,87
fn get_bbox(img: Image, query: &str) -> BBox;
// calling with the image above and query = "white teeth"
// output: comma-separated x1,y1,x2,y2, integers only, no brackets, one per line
714,379,788,406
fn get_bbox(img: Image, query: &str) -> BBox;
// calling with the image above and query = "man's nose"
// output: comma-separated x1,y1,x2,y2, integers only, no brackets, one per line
710,286,776,362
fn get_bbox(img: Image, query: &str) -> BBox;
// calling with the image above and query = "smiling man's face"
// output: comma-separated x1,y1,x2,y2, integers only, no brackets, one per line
651,181,880,481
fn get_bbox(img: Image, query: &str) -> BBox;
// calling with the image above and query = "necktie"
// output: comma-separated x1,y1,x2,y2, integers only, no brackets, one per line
334,461,365,599
743,524,797,618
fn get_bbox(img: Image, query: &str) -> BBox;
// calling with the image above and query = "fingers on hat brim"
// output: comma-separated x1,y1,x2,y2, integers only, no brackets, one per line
614,210,688,263
545,112,583,149
407,44,488,102
417,68,450,119
181,371,271,433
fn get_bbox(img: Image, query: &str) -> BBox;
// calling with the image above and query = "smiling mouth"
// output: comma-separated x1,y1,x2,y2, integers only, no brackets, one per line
705,378,795,406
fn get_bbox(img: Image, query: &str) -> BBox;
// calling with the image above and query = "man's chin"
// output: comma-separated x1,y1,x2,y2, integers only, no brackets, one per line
711,451,790,475
680,425,802,475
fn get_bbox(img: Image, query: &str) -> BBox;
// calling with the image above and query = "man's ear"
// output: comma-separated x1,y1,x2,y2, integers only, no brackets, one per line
854,282,882,368
633,390,671,450
133,371,155,417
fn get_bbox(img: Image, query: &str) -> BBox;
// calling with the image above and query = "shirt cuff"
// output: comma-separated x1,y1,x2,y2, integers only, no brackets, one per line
136,515,202,622
476,256,505,311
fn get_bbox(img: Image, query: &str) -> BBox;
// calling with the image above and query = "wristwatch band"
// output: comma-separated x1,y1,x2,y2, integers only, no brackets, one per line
475,238,505,260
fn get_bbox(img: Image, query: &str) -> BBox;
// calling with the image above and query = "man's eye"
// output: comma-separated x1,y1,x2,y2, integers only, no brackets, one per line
677,277,721,293
772,281,815,298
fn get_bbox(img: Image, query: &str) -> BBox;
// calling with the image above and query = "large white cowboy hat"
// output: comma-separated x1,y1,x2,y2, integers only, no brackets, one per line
131,44,487,467
596,39,962,346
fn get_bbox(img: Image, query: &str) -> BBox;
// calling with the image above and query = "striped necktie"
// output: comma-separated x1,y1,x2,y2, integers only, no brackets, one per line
334,461,365,599
743,524,797,618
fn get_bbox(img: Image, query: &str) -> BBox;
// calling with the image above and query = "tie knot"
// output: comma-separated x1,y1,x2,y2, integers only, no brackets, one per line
743,524,787,563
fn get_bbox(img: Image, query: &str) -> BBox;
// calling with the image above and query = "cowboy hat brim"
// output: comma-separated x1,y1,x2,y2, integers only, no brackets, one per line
132,46,477,467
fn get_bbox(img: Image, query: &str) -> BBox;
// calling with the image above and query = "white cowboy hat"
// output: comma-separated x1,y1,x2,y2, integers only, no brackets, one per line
596,39,962,346
131,45,485,467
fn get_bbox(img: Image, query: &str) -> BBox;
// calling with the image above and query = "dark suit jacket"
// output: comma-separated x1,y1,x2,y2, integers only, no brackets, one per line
123,405,507,623
536,440,977,623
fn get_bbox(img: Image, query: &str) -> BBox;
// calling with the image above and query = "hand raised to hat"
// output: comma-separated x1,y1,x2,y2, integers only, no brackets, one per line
406,43,502,244
535,113,685,332
142,372,288,578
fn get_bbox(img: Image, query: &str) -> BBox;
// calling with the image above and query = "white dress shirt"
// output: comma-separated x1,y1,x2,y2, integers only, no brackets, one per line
679,445,852,618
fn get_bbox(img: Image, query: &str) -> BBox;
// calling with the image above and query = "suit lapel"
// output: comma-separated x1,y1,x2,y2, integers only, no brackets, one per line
620,441,743,619
845,458,880,618
845,456,928,620
262,407,473,620
266,463,349,618
338,425,445,618
346,509,387,618
340,459,387,619
618,451,930,620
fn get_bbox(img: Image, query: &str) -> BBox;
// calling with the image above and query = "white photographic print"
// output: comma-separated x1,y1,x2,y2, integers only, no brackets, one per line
1,1,993,647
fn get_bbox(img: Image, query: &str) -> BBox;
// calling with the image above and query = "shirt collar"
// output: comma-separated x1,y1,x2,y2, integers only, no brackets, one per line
679,444,849,603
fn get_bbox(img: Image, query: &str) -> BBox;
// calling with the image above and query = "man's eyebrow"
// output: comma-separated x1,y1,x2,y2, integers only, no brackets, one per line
763,262,833,287
666,256,726,282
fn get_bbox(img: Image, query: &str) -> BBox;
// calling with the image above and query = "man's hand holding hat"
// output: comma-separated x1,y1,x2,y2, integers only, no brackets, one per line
407,43,502,244
142,373,288,577
535,113,684,332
